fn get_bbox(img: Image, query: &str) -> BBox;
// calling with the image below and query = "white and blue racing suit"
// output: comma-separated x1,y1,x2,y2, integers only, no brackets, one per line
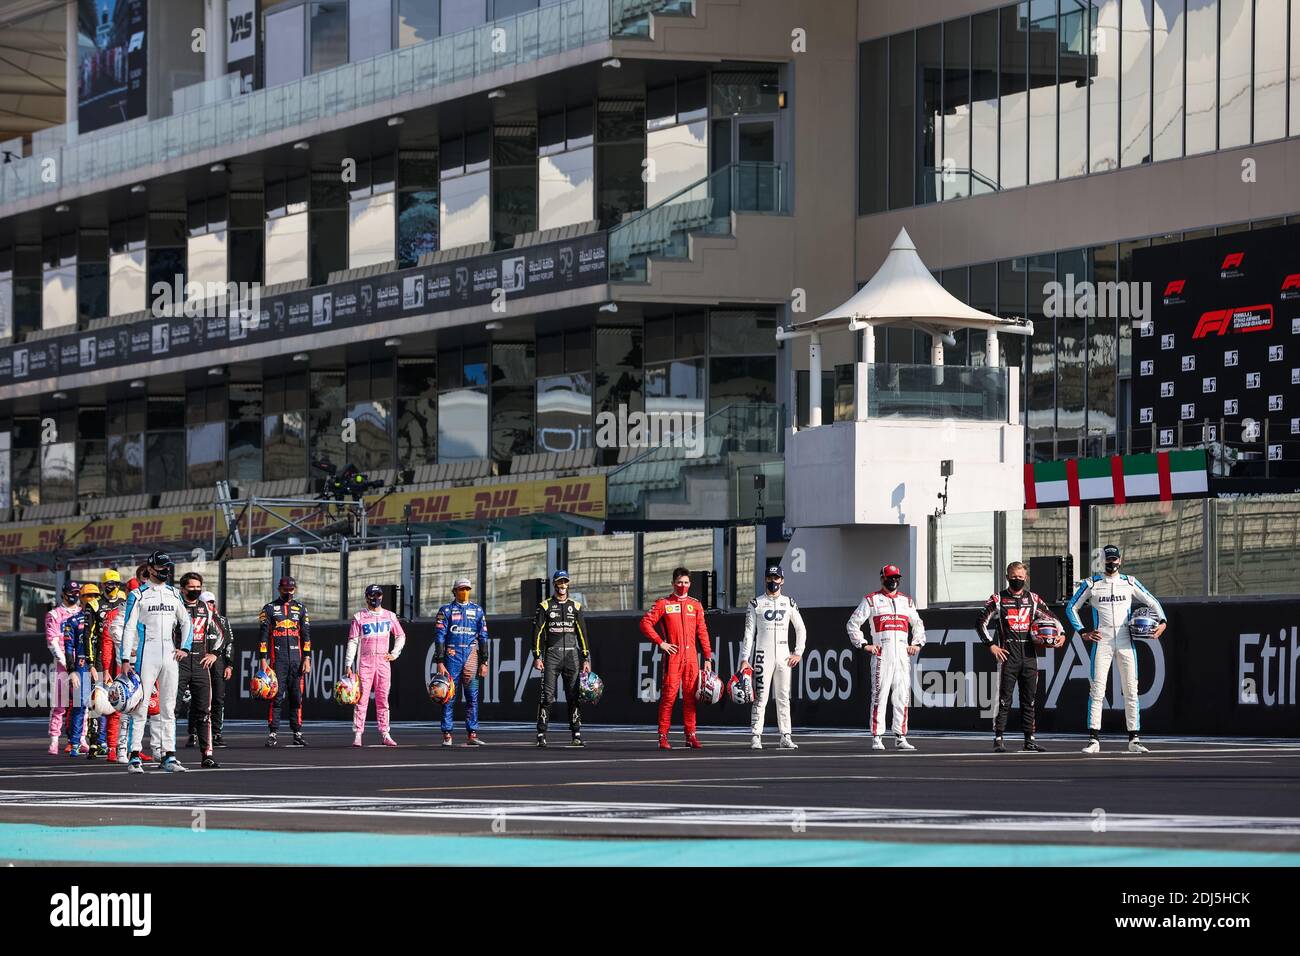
1066,573,1166,733
116,582,193,755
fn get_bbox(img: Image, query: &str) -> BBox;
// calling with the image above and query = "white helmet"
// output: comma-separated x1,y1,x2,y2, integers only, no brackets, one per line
90,683,114,717
696,670,723,705
728,668,755,705
108,672,143,714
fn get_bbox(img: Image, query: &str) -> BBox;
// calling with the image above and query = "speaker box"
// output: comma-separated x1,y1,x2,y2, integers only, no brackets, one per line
521,578,546,617
689,570,715,610
1028,555,1075,604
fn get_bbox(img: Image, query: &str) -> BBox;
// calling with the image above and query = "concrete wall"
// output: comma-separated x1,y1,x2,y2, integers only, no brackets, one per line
782,522,919,608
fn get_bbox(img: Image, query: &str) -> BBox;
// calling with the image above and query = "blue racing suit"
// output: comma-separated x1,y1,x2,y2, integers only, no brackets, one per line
61,608,99,753
433,601,489,733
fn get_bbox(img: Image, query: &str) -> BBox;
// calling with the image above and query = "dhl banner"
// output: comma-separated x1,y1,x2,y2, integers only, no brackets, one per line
0,476,606,558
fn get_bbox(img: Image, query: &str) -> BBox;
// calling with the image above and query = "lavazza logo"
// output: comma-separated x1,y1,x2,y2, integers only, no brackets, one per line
50,886,151,935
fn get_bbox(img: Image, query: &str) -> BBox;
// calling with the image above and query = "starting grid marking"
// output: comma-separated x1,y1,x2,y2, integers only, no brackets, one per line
2,789,1299,836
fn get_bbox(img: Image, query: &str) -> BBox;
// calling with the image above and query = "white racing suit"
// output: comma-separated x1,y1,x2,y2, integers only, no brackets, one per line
846,591,926,738
117,582,192,755
740,594,807,737
1066,573,1166,733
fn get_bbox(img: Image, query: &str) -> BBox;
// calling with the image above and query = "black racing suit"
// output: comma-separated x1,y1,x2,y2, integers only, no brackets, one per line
190,611,235,742
531,596,590,737
976,588,1054,739
259,598,311,734
179,599,217,756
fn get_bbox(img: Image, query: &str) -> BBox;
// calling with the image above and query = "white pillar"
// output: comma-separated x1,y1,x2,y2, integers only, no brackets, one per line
861,323,875,364
931,337,945,366
986,329,1000,367
65,1,77,134
809,332,823,427
206,0,228,83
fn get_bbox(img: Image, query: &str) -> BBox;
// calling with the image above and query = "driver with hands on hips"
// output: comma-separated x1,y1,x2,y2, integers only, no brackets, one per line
640,567,713,751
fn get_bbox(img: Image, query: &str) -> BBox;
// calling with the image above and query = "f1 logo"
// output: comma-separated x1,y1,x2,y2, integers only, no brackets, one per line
1193,310,1231,338
230,12,252,43
1163,279,1185,297
1282,274,1300,291
1221,252,1244,270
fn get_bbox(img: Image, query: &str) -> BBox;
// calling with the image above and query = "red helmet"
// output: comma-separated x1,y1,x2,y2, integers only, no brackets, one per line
880,565,902,578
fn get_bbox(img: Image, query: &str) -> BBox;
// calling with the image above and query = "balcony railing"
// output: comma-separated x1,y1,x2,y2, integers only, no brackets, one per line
608,161,788,281
0,1,689,209
867,363,1010,422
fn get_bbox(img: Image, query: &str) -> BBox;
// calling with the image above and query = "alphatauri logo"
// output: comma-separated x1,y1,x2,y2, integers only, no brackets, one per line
50,886,151,935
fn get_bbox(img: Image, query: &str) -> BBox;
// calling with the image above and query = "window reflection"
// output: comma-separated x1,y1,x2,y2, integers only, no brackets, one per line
971,11,999,192
1000,5,1028,188
646,121,708,206
109,250,146,317
398,0,440,46
1058,0,1089,178
1185,0,1218,153
1090,0,1121,171
348,192,396,268
265,6,306,88
537,374,592,453
1218,0,1252,148
439,170,491,249
41,266,76,330
187,422,225,487
1120,0,1152,167
538,147,595,230
437,388,488,461
265,213,309,286
1028,0,1057,184
1151,0,1185,162
186,231,227,300
1253,0,1286,142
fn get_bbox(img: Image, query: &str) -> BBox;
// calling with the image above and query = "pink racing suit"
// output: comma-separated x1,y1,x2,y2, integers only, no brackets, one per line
44,603,79,741
346,608,406,735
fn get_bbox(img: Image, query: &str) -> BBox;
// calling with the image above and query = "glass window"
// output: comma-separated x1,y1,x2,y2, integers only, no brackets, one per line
536,374,592,453
439,170,491,249
397,396,437,465
1186,0,1218,153
187,422,225,488
642,530,712,600
348,192,397,268
41,265,76,330
398,189,439,267
310,2,348,74
437,388,488,461
595,326,643,415
145,432,185,494
1028,0,1058,184
567,535,637,611
347,400,393,471
943,17,972,200
0,274,12,340
1094,500,1204,594
265,5,306,87
709,310,776,355
186,231,227,297
229,384,262,484
646,120,708,207
1000,5,1029,188
419,542,478,616
491,341,533,461
1090,0,1121,171
1291,1,1300,135
41,442,75,502
1120,0,1153,167
1151,0,1186,162
398,0,440,45
917,25,942,204
971,10,1000,194
538,147,595,231
442,0,486,33
225,557,273,623
888,31,916,208
1253,0,1286,141
108,250,146,317
350,0,392,61
293,554,342,619
310,406,346,468
263,412,306,481
1218,0,1252,148
78,439,107,498
1055,249,1087,443
1025,253,1056,443
347,548,402,617
645,358,706,422
1058,0,1090,178
485,540,545,616
858,38,888,214
1088,243,1119,446
709,356,776,409
265,212,309,287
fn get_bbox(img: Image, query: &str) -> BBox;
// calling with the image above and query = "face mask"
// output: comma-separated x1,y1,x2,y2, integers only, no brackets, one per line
765,580,780,593
674,583,690,597
883,577,900,592
366,594,382,607
64,595,78,606
1105,562,1119,574
454,589,471,603
185,588,202,602
1007,578,1026,591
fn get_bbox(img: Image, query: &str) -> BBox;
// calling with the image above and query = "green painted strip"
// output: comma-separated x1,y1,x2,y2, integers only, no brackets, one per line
1169,449,1207,473
1075,457,1113,480
1033,460,1069,482
0,823,1296,867
1122,453,1159,475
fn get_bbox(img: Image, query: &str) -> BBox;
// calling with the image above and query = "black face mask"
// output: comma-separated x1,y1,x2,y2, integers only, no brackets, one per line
765,580,780,593
1007,578,1026,591
883,577,901,591
1105,562,1120,574
366,595,382,607
184,589,202,602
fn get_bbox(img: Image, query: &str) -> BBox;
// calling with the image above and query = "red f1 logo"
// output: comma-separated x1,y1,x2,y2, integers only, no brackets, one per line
1282,274,1300,291
1193,310,1231,338
1164,279,1185,297
1221,252,1244,270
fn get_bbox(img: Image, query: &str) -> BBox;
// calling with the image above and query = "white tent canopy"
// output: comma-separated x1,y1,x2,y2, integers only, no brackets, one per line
793,227,1033,339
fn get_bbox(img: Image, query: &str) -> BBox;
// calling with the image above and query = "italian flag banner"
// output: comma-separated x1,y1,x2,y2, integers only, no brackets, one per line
1024,450,1208,508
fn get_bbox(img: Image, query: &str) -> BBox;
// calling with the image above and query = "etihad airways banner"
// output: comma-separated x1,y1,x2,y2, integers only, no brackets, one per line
0,476,606,558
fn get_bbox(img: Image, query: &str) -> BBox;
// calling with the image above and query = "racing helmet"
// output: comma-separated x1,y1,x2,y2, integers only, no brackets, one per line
148,687,160,716
428,673,457,704
250,666,279,701
89,683,114,717
696,669,723,705
728,667,755,705
577,669,604,704
1030,618,1064,647
334,674,362,705
1129,611,1161,638
107,672,143,714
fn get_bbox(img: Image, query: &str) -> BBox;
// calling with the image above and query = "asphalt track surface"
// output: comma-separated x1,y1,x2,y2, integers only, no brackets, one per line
1,719,1298,864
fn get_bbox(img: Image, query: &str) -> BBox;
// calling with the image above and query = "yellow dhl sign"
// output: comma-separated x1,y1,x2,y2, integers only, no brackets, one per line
0,477,606,556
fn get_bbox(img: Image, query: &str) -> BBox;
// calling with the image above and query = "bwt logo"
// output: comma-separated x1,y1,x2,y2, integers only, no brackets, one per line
50,886,151,935
229,13,253,43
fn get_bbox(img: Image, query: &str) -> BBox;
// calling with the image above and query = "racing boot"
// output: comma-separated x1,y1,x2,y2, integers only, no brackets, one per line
657,734,672,751
685,734,703,749
895,737,916,751
201,756,219,769
291,733,307,747
871,736,885,751
993,736,1007,753
353,733,364,748
1023,738,1046,753
569,733,585,748
47,736,59,755
1127,735,1150,754
1081,734,1101,754
779,734,798,750
467,732,483,747
381,734,398,747
536,733,548,748
751,735,763,750
266,731,278,748
443,732,455,747
161,754,188,773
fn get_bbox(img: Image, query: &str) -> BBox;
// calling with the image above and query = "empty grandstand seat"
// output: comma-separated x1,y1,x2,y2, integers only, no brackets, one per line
79,494,151,516
19,501,78,521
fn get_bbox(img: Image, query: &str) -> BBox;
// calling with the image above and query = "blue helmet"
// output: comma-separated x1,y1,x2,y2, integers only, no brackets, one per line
1129,611,1161,638
553,570,571,583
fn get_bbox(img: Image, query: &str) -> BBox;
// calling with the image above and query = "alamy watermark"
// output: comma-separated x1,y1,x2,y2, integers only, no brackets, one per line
1042,275,1151,331
151,276,262,324
594,405,705,460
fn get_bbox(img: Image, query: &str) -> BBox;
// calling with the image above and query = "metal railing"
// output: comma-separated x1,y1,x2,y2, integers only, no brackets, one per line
608,161,789,281
0,1,693,210
1125,418,1300,480
867,363,1010,421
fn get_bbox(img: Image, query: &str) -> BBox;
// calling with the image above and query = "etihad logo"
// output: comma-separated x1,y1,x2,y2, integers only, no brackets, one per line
1220,251,1245,278
1192,304,1274,339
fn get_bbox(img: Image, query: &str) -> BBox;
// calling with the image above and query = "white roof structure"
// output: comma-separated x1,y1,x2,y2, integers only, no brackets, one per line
794,228,1033,338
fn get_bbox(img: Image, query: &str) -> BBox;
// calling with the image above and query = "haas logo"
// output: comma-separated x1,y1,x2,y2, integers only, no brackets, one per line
230,12,253,43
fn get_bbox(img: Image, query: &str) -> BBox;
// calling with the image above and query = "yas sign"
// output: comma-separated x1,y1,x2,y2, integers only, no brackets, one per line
227,0,257,64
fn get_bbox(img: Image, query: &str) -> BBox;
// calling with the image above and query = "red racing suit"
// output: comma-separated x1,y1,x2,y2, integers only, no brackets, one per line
640,594,712,736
